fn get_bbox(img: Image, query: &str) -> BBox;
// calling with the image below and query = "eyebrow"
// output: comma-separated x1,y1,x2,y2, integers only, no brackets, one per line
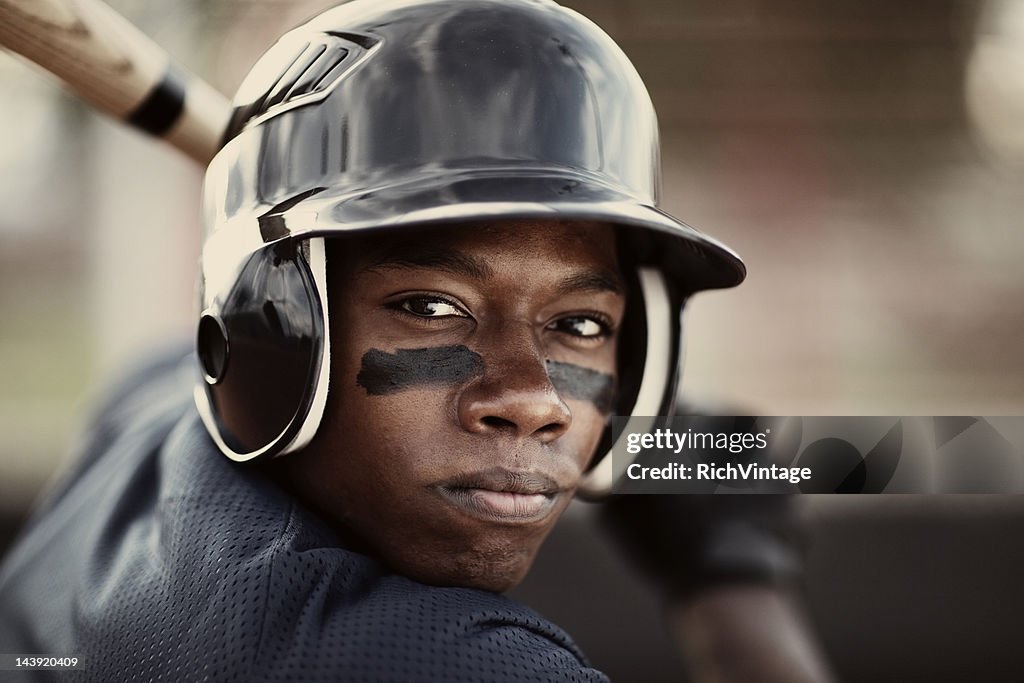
358,245,623,295
359,247,494,281
557,270,625,296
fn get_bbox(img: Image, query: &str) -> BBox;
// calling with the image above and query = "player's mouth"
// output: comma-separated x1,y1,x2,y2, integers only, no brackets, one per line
433,468,563,524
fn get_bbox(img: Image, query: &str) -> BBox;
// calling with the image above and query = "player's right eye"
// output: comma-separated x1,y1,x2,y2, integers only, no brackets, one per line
394,295,468,318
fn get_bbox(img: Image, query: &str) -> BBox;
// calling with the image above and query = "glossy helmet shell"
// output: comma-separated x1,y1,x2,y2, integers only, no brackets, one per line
195,0,745,496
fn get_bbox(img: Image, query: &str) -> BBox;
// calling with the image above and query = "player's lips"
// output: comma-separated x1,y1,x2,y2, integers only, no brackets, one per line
433,468,563,523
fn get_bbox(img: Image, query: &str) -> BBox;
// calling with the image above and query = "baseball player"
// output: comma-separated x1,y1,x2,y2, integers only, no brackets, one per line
0,1,832,680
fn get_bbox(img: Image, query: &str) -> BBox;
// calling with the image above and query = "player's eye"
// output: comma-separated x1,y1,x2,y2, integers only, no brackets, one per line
549,315,612,339
398,296,468,318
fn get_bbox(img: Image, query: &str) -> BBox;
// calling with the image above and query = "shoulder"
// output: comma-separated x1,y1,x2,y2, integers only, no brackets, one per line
256,540,610,679
249,509,608,682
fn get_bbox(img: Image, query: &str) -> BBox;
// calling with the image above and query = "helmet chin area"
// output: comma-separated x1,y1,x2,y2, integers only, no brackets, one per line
195,238,331,462
577,267,677,499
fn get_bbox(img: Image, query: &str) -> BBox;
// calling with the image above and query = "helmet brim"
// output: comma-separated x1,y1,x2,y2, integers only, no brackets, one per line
256,167,746,293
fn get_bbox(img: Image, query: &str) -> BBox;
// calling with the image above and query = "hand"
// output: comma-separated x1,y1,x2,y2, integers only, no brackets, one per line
598,494,801,599
598,494,837,683
671,584,837,683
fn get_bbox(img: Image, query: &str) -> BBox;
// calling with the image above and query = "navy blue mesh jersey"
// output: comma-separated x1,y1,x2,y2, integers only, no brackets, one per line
0,351,608,682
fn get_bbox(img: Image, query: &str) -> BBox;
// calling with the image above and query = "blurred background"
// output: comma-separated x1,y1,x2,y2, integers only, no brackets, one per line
1,0,1023,680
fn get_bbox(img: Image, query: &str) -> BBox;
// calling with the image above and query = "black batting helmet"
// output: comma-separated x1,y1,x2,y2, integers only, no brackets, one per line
194,0,745,496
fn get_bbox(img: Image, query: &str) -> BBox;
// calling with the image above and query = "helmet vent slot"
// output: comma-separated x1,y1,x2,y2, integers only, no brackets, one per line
261,42,350,112
226,32,380,142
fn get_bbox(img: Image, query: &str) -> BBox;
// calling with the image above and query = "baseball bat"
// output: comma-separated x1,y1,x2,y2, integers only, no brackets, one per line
0,0,231,165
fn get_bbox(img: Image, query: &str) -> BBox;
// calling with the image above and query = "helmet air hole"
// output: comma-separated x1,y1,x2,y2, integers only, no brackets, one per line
198,313,230,385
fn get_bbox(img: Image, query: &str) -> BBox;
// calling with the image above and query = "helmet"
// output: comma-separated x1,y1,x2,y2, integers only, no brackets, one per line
194,0,745,496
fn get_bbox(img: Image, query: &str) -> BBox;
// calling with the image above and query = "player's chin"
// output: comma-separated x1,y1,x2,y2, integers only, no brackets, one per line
418,542,542,593
390,516,563,593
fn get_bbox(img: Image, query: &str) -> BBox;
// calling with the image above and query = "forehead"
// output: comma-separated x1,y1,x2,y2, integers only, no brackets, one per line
327,220,622,281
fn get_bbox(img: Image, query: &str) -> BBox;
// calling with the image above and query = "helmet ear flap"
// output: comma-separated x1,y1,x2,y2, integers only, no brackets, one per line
195,238,330,462
578,265,681,499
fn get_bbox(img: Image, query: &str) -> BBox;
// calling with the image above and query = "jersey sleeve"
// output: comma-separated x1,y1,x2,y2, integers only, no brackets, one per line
250,506,609,683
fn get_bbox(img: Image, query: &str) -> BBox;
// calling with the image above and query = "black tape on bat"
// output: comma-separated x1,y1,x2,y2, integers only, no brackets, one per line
127,65,186,136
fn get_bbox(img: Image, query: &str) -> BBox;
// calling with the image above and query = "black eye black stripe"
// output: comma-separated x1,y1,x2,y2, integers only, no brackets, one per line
357,347,615,412
357,346,484,395
545,360,615,413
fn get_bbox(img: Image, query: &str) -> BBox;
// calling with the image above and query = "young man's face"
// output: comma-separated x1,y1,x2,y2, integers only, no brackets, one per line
272,220,625,592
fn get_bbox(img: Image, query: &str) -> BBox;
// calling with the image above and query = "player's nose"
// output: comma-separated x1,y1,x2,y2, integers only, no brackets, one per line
457,330,571,442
